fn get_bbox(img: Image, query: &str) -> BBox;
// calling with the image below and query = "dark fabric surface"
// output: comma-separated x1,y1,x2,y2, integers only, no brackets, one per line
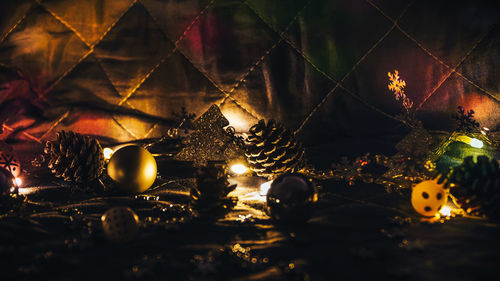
0,0,499,146
2,173,500,281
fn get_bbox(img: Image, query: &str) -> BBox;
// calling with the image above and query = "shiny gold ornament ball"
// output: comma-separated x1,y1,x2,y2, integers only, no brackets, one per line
411,178,448,217
107,145,157,194
101,207,140,243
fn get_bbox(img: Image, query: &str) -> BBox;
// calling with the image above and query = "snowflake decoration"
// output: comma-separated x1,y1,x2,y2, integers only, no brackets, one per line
453,106,480,133
388,70,413,112
0,152,20,176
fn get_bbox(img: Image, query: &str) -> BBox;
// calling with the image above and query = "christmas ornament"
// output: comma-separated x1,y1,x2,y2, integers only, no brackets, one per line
441,156,500,220
190,163,238,220
245,119,305,179
0,167,16,196
107,145,157,194
433,131,495,175
266,173,317,224
433,106,496,174
101,207,140,243
411,178,448,217
44,131,105,184
0,148,21,177
174,105,244,166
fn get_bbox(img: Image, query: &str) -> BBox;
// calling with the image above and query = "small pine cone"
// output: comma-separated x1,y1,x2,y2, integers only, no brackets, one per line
446,156,500,220
245,119,305,179
44,131,105,184
190,164,237,220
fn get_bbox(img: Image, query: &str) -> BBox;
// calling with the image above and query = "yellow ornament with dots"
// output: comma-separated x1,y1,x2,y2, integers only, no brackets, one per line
101,207,140,243
107,145,157,194
411,178,448,217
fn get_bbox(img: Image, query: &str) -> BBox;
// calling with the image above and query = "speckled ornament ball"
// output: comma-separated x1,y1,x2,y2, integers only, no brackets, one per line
0,168,16,196
411,178,448,217
107,145,157,194
266,173,317,224
0,150,21,178
101,207,140,243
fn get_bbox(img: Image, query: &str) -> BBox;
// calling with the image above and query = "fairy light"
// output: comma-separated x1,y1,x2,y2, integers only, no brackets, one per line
455,135,484,149
103,148,114,160
469,138,483,149
230,163,249,175
438,206,452,217
481,127,489,135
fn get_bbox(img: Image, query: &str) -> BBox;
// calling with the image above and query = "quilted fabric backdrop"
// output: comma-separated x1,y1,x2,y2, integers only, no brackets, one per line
0,0,499,146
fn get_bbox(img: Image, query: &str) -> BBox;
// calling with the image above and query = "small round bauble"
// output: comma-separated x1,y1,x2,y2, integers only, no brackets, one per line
266,173,317,224
101,207,140,243
107,145,157,194
0,149,21,177
0,168,16,196
411,178,448,217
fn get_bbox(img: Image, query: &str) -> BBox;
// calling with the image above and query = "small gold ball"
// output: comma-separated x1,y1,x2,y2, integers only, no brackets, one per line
101,207,139,243
411,179,448,217
107,145,157,194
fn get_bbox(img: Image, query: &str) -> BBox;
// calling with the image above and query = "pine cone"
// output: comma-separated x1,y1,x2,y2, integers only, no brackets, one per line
245,119,305,179
190,163,237,220
44,131,105,184
443,156,500,220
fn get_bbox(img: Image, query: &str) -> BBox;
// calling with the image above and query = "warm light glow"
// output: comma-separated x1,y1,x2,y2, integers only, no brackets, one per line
230,164,248,175
469,138,483,149
14,177,22,187
221,108,253,132
103,148,114,160
260,181,272,196
439,206,452,217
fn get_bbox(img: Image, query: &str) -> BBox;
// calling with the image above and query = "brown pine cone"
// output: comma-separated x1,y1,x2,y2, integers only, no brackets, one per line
190,163,237,220
44,131,105,184
245,119,305,179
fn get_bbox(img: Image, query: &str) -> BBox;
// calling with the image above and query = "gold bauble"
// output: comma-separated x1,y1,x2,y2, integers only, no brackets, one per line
411,178,448,217
107,145,157,193
101,207,139,243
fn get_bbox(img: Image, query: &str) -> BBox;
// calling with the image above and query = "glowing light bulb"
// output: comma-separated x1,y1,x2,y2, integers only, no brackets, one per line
103,148,114,159
260,181,272,196
230,164,248,175
469,138,483,149
14,178,22,187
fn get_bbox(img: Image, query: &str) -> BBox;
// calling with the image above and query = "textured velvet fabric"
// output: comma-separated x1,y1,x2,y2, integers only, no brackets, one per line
0,0,499,144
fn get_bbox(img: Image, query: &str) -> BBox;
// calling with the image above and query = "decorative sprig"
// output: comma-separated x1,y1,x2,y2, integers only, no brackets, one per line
453,106,480,133
388,70,413,112
387,70,420,128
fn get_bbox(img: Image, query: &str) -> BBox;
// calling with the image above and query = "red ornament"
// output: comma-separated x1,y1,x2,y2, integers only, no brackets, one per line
0,150,21,177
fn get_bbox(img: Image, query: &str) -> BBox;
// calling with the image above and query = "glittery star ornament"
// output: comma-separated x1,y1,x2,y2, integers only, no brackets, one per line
174,105,244,166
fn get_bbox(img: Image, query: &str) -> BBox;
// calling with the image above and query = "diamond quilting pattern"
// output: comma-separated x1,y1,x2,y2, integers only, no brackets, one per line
177,0,279,93
0,6,90,95
93,3,175,98
230,41,335,129
398,0,498,67
42,0,135,46
128,51,226,118
140,0,211,41
285,0,393,81
0,0,498,143
0,0,33,44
